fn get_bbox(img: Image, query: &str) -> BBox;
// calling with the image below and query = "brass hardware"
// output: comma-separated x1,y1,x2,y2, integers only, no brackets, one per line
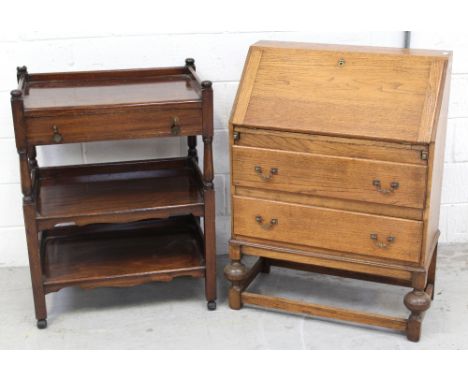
52,125,63,143
338,58,346,67
421,150,428,160
233,131,240,143
373,179,399,194
255,165,278,180
171,116,181,135
255,215,278,229
370,233,395,249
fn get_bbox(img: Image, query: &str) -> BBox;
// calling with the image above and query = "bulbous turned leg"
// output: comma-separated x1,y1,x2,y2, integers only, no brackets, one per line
224,260,248,310
404,289,431,342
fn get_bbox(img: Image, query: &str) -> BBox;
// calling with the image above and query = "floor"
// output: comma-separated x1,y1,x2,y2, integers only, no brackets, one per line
1,243,467,349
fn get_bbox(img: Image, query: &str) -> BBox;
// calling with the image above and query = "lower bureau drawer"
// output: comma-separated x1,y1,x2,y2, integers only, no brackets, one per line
233,196,423,263
25,106,202,145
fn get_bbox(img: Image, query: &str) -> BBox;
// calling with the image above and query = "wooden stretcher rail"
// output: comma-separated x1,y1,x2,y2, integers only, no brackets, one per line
241,291,408,332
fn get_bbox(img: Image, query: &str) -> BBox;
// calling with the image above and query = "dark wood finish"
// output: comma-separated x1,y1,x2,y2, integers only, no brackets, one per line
42,217,205,292
36,158,204,229
226,41,451,341
11,60,216,327
26,106,202,145
187,136,198,162
201,80,216,307
24,76,200,111
23,203,47,324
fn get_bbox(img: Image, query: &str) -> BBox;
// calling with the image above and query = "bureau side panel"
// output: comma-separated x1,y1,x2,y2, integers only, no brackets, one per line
230,46,264,239
422,56,451,266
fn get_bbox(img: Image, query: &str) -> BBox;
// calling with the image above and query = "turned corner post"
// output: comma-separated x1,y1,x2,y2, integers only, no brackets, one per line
404,289,431,342
184,59,199,164
201,78,216,306
17,65,28,82
201,80,214,188
185,57,196,71
224,244,248,310
187,136,198,163
11,88,33,203
11,75,47,326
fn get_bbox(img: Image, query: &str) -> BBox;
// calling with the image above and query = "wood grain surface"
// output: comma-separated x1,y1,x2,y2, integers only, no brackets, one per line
233,126,427,164
233,196,423,263
233,145,427,209
26,105,202,145
36,158,204,224
11,62,217,325
43,217,205,291
226,41,450,340
235,42,448,144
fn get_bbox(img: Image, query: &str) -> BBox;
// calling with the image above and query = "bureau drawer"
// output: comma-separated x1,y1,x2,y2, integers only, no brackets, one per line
232,146,427,209
233,196,423,263
25,106,202,145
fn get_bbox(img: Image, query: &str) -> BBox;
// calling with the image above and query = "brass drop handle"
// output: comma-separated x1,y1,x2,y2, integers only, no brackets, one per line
255,215,278,229
370,233,395,249
171,116,181,135
52,125,63,143
255,166,278,180
373,179,399,194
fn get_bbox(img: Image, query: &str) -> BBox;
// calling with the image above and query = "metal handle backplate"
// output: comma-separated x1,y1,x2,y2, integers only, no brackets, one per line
370,233,395,249
52,125,63,143
255,215,278,229
171,116,181,135
373,179,399,194
255,166,278,180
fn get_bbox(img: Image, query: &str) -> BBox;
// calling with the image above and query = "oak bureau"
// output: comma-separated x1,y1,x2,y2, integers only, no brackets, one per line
225,41,451,341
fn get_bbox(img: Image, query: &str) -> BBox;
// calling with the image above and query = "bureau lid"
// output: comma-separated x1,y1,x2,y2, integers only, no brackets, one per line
231,41,451,144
